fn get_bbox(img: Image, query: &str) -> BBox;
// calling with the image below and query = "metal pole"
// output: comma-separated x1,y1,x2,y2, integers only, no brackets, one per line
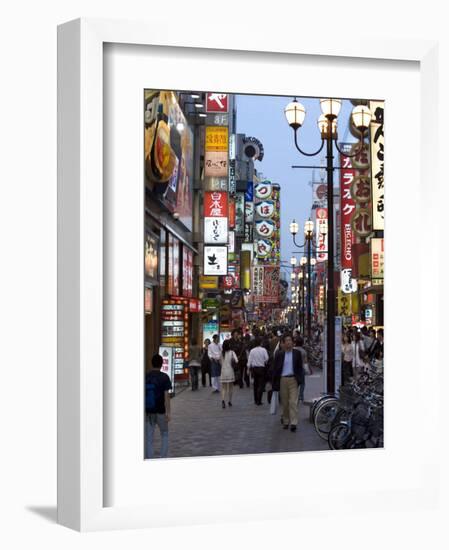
326,129,336,394
307,237,312,343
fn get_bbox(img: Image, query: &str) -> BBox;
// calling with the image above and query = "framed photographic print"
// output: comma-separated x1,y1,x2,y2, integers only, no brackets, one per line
58,17,443,532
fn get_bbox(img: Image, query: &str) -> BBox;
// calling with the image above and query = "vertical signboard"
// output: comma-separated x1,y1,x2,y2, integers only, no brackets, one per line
371,237,384,285
234,192,245,236
159,346,175,393
369,101,385,231
339,145,356,271
316,207,328,262
204,191,229,244
254,181,281,264
160,299,190,375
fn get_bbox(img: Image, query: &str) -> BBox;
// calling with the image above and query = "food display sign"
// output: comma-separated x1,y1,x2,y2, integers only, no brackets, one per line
144,90,194,231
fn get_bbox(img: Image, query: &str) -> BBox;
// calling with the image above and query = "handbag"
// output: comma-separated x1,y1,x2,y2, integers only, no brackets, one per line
270,391,279,415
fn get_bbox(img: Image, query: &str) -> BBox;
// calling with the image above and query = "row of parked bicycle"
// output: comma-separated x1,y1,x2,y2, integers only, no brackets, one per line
310,366,384,449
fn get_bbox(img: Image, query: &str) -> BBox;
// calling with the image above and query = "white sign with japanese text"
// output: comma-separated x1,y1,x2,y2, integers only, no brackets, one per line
204,246,228,275
204,217,228,244
370,101,385,231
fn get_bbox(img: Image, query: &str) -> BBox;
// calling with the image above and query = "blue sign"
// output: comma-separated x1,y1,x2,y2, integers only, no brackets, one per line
245,181,253,202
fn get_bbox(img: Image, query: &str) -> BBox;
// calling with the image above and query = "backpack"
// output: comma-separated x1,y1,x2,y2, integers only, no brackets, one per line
145,373,162,413
145,379,156,412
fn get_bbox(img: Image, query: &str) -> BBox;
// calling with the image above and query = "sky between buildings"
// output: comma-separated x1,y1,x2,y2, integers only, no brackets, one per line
235,93,357,278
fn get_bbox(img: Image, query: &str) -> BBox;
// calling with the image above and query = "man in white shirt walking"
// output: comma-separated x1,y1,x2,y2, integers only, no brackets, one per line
247,338,269,405
207,334,222,393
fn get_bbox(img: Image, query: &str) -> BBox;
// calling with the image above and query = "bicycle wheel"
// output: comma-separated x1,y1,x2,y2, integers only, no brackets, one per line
314,398,340,439
328,422,351,449
311,395,337,422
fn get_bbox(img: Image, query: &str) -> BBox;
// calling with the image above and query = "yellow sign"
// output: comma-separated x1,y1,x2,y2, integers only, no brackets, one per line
205,126,229,152
199,275,219,289
338,290,352,317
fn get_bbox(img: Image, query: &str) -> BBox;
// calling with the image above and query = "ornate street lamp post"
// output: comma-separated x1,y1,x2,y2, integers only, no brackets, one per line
285,99,372,393
290,220,320,342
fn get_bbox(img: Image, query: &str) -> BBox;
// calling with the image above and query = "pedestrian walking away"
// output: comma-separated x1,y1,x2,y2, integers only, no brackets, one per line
188,338,202,391
145,353,172,459
272,333,304,432
208,334,222,393
220,339,237,408
247,337,269,405
201,338,212,388
293,335,308,402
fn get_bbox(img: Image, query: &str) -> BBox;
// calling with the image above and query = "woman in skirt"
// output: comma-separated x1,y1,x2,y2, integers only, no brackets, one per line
220,339,237,408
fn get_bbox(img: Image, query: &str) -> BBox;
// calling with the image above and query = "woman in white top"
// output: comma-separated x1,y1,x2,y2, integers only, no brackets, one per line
220,339,237,408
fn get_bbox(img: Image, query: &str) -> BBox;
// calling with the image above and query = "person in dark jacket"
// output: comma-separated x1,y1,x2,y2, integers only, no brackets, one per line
201,338,212,388
272,334,304,432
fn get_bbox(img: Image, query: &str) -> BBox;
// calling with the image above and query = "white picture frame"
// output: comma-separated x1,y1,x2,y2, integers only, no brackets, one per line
58,17,443,532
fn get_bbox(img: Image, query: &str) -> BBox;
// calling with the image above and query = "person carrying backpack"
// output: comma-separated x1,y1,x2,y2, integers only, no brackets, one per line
145,353,172,459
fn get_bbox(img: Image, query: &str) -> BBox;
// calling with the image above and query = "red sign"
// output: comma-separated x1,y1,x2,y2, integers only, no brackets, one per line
222,275,234,289
254,266,280,304
204,191,228,218
340,146,356,270
189,298,201,313
206,93,228,113
228,199,236,228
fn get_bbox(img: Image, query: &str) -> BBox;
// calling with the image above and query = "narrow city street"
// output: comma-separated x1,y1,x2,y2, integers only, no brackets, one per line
153,370,328,459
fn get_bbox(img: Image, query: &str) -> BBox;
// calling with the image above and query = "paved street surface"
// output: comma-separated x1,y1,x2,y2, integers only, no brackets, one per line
152,369,330,458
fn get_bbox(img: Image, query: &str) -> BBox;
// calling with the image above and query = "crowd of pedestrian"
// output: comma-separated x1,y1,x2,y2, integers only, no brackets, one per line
144,322,383,458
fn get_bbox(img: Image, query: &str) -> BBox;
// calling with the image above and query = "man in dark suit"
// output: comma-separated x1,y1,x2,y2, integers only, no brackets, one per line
272,333,304,432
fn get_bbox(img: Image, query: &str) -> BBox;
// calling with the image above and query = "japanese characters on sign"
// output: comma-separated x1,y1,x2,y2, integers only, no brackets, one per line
371,238,384,285
205,126,229,153
351,208,372,237
340,268,357,294
254,266,280,304
369,101,384,231
204,191,228,217
204,191,229,244
339,145,356,271
204,217,228,244
254,181,272,200
204,245,228,275
316,207,328,263
204,151,228,177
206,93,229,113
254,181,281,264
